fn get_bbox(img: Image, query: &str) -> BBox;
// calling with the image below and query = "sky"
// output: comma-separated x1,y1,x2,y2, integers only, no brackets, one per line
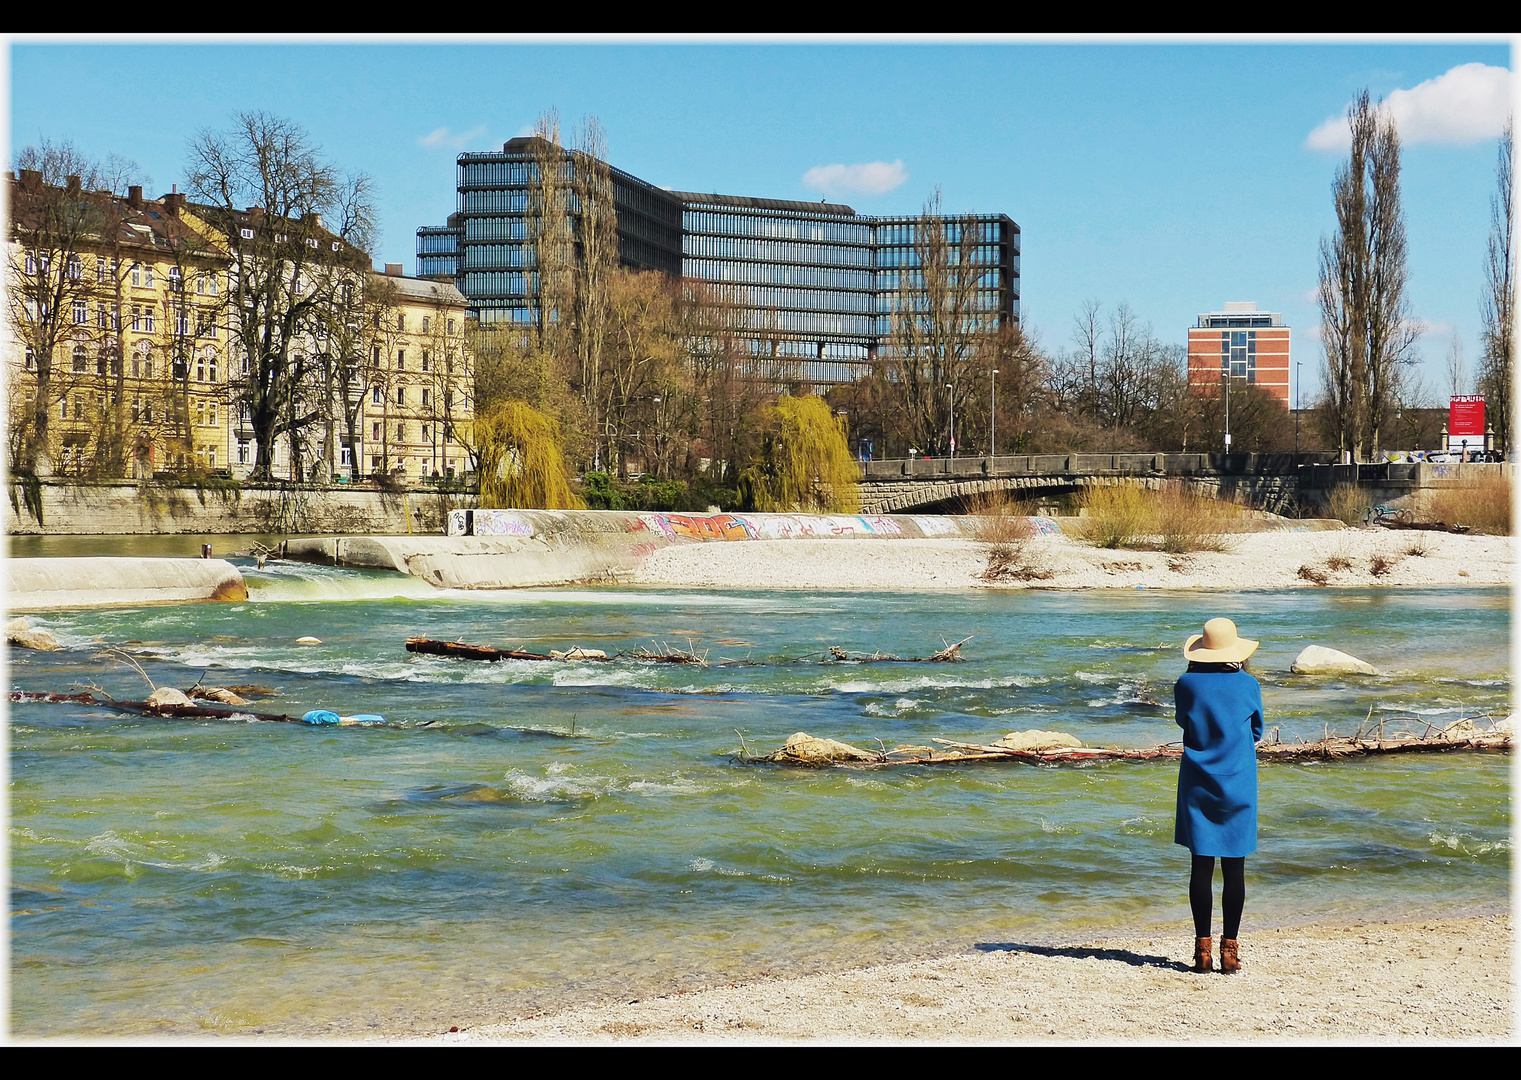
6,37,1516,406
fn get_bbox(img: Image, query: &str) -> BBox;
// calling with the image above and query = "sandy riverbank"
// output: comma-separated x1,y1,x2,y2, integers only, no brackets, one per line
632,529,1514,592
421,914,1512,1044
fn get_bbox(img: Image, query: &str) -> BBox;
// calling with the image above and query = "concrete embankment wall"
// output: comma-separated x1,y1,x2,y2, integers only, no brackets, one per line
287,509,1005,591
6,557,248,611
4,478,469,536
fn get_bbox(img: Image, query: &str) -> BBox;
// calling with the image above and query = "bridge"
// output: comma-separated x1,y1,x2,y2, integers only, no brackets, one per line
854,453,1490,515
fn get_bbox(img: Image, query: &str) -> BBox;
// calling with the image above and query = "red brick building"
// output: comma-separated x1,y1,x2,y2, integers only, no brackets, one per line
1187,302,1290,408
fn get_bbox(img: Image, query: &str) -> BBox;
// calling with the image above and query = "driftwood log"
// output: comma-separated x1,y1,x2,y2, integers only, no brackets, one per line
826,636,972,664
10,690,310,724
754,720,1512,768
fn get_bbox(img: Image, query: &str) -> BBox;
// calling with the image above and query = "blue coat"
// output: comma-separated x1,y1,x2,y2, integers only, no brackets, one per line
1173,670,1264,857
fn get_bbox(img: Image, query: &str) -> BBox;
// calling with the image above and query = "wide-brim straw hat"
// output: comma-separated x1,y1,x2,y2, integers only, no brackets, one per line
1183,617,1259,663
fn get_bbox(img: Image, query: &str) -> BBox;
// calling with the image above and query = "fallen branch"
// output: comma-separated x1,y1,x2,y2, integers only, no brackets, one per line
405,636,610,663
825,635,972,664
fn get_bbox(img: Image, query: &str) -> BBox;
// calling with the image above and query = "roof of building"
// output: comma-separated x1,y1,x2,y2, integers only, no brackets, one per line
374,267,468,306
669,190,858,218
8,171,223,262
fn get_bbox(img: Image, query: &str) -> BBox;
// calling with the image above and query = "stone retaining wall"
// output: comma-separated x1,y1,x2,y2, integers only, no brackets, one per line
4,478,472,535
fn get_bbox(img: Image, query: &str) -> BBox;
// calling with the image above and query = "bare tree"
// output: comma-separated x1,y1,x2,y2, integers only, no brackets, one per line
183,111,375,481
571,116,617,468
1477,119,1514,453
881,190,999,455
7,141,144,474
1317,91,1419,460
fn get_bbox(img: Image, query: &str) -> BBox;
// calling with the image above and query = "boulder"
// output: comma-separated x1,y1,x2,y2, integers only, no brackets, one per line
7,617,61,651
768,732,880,765
1290,645,1378,676
994,729,1083,752
146,686,192,707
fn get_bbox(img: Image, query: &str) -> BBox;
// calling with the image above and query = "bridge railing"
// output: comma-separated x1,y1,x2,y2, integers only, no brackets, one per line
860,452,1339,481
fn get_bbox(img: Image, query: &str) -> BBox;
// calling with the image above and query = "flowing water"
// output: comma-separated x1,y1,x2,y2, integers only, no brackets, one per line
7,551,1512,1038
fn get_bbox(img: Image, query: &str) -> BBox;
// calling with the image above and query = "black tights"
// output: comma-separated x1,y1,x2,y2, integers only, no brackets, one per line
1190,855,1245,939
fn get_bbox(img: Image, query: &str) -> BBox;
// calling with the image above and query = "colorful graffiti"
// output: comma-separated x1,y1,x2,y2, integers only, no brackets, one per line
446,509,535,537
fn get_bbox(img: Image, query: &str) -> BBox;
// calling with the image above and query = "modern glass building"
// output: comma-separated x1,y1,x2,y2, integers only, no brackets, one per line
418,138,1020,385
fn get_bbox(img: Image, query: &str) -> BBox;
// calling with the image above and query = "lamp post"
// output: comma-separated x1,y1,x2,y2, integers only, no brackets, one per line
1223,370,1234,454
1294,360,1302,454
990,368,999,461
945,383,956,458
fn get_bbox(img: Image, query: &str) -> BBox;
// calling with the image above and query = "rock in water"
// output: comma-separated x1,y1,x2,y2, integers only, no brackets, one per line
768,732,880,765
994,729,1083,752
1290,645,1378,675
7,617,61,651
147,686,193,707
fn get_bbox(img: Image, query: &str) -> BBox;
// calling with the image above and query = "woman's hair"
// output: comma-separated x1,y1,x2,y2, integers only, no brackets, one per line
1186,660,1246,673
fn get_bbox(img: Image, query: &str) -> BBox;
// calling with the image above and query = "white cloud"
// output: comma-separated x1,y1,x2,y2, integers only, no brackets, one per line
418,125,487,151
1306,63,1512,151
802,160,907,196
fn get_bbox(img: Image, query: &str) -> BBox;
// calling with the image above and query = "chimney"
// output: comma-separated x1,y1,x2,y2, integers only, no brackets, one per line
19,169,42,194
128,185,144,210
66,174,81,195
302,211,323,229
161,191,186,217
384,263,404,277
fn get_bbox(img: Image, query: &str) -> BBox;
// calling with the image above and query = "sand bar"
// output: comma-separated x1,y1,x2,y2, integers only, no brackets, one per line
633,530,1514,592
426,915,1512,1044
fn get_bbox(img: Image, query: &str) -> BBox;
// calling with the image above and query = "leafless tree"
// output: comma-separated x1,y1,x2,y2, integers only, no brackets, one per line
183,111,375,481
7,141,145,474
1477,119,1514,453
1318,91,1419,460
881,190,1001,455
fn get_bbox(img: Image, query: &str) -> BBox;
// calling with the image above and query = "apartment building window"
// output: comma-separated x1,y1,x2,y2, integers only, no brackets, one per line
25,347,35,370
447,319,455,334
422,423,430,442
209,357,218,382
169,267,183,292
73,300,88,324
238,441,249,464
396,423,405,442
208,402,218,427
72,345,87,373
397,349,405,369
397,314,406,331
131,307,140,331
130,263,142,287
132,398,141,421
177,309,190,336
97,304,110,329
397,387,406,405
207,446,216,467
132,355,141,378
197,401,206,427
241,227,254,240
67,255,83,279
143,400,153,422
372,422,381,441
372,346,381,367
340,446,352,466
422,316,431,333
421,351,430,372
372,386,382,405
97,351,108,376
197,358,206,382
421,388,430,406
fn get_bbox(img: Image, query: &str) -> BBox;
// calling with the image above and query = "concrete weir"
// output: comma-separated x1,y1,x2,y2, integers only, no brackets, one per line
6,557,248,611
285,508,1000,591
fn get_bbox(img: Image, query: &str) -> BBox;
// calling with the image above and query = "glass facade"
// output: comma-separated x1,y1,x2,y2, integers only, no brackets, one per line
419,139,1020,383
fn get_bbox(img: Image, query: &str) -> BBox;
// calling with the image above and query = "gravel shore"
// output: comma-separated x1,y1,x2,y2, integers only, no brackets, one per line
633,529,1513,592
427,915,1513,1044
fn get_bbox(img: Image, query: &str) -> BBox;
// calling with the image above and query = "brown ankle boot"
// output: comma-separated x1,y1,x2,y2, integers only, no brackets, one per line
1193,936,1212,973
1220,938,1240,973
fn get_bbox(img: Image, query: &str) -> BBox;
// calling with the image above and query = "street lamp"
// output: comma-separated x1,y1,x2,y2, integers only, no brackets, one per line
1294,360,1302,454
945,383,956,458
990,368,999,461
1223,369,1234,454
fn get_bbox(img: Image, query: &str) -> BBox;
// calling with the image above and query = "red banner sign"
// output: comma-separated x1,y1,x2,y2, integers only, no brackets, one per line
1449,396,1485,438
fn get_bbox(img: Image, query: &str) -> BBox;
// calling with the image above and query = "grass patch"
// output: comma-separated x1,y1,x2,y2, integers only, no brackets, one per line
1077,483,1246,553
1324,483,1373,526
969,492,1055,582
1423,471,1512,535
1297,564,1330,586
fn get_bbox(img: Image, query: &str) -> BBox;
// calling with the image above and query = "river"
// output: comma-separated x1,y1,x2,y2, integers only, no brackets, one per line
7,553,1511,1037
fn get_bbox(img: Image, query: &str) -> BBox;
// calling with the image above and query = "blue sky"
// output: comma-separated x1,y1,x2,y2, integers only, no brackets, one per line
7,38,1515,404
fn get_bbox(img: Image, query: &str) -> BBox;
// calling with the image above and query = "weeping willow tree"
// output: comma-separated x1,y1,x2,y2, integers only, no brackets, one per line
742,395,860,513
474,400,583,510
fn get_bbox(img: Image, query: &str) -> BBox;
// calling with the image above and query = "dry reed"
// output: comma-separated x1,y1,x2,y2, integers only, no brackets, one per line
1078,483,1245,553
1424,471,1512,535
1324,483,1373,526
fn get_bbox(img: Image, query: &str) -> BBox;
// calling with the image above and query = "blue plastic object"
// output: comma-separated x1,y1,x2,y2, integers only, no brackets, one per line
301,709,341,725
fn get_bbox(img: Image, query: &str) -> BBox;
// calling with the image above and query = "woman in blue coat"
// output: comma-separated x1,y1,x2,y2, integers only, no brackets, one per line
1175,617,1264,975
